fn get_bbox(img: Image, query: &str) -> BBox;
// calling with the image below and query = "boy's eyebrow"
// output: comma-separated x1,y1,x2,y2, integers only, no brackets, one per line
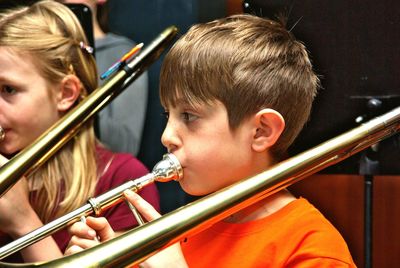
164,97,193,108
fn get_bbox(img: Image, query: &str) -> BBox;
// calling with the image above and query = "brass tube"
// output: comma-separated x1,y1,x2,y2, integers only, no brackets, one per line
0,154,182,260
0,106,397,268
0,26,178,197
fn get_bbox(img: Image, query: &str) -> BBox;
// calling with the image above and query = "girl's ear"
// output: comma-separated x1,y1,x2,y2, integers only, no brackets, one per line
251,109,285,152
56,75,82,112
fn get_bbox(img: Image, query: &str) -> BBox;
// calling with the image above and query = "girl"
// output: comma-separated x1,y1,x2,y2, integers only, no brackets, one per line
0,0,159,262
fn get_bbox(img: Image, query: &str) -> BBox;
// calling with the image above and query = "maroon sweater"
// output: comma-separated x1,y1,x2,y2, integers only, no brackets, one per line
0,145,160,262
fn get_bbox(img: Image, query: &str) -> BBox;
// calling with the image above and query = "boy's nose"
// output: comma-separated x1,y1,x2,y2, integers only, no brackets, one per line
161,122,179,153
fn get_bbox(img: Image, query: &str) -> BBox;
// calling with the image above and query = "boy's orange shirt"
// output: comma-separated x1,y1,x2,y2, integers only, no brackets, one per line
181,198,356,267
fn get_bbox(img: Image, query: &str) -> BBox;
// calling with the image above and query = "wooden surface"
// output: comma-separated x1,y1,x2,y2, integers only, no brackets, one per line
289,174,400,268
373,176,400,268
226,0,243,15
289,174,364,267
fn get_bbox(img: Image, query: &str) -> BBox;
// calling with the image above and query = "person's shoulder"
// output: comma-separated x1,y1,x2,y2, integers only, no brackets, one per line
96,32,135,50
95,148,148,194
263,197,346,243
111,152,148,176
282,198,355,263
275,197,336,230
96,145,149,180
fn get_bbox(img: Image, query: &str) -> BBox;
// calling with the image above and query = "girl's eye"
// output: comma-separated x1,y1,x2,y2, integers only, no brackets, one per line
181,112,198,122
1,85,17,95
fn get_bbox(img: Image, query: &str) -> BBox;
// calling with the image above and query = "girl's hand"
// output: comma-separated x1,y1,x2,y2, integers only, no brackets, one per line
0,154,32,237
0,154,63,261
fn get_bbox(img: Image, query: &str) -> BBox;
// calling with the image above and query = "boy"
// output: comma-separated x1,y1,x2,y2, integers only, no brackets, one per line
66,14,356,267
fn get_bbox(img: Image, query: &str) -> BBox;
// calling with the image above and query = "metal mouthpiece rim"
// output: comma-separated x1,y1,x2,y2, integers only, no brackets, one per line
165,153,183,181
0,125,5,142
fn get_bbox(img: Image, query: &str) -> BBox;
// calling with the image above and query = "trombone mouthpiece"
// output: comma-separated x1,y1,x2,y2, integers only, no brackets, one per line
0,125,5,142
152,153,183,182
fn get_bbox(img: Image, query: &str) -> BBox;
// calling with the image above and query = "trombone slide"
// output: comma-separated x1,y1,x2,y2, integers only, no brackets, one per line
0,153,182,260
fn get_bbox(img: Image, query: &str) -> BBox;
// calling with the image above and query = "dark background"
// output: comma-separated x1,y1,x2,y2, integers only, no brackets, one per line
243,0,400,175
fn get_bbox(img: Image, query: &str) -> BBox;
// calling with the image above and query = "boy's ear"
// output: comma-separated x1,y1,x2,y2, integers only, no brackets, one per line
56,75,82,112
251,109,285,152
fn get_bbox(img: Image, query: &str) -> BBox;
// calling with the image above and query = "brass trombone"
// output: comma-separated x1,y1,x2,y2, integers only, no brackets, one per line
0,106,398,267
0,153,182,260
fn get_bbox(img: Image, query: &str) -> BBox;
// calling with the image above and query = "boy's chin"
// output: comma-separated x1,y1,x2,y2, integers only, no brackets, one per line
0,146,19,158
179,181,209,197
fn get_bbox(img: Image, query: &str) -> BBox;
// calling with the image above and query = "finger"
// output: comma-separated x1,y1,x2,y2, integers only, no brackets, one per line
66,235,99,252
123,190,161,221
64,244,84,256
68,221,97,240
85,216,115,241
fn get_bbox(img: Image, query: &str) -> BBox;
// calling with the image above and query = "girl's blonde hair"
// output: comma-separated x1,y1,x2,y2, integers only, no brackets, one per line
0,0,99,222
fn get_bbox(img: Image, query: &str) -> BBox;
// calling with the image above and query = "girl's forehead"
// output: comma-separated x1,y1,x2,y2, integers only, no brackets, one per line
0,47,38,77
0,46,23,62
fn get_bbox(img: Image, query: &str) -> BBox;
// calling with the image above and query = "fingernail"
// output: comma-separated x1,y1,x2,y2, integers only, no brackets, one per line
124,189,135,197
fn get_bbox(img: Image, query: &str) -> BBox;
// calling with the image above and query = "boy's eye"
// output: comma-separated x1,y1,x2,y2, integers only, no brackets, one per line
181,112,198,122
161,111,169,119
161,111,198,122
1,85,17,95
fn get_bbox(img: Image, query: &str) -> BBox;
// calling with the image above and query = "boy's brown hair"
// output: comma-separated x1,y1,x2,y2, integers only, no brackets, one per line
160,14,319,159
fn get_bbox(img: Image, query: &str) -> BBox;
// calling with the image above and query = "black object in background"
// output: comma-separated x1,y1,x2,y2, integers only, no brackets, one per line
243,0,400,175
65,3,95,53
0,0,35,9
0,1,94,51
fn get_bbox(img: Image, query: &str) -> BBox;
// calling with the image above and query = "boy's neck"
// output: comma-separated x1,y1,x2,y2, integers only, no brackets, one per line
224,189,296,224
